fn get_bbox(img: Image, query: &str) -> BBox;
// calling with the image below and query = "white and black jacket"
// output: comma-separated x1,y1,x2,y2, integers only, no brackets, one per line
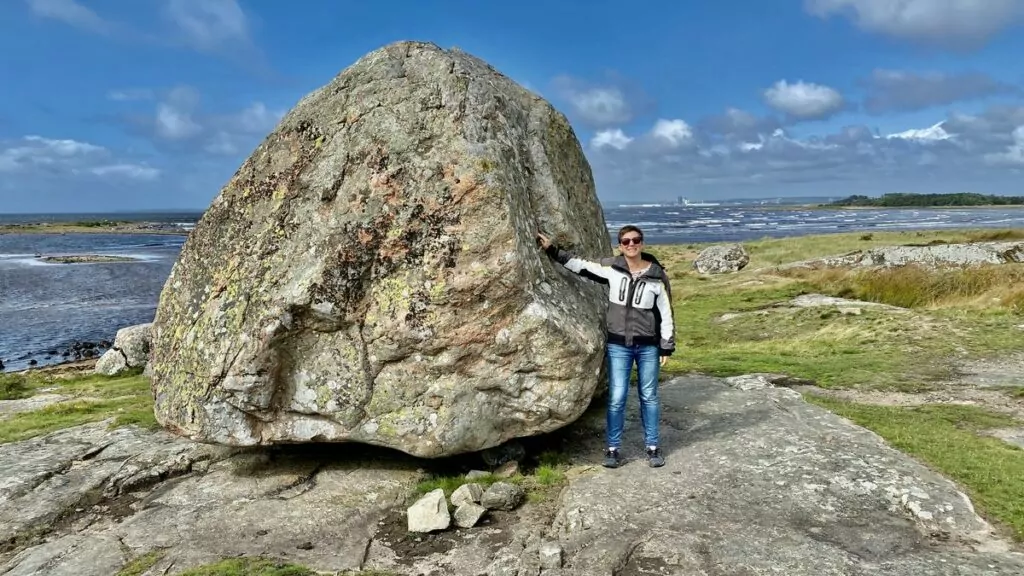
545,245,676,356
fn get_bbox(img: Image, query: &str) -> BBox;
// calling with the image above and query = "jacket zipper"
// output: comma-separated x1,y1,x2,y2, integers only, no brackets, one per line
623,273,638,347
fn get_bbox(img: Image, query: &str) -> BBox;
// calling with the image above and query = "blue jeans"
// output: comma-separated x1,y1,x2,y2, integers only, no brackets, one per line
606,343,661,449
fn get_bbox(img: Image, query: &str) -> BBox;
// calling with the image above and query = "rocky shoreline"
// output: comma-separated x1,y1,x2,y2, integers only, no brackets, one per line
0,340,112,372
37,255,139,264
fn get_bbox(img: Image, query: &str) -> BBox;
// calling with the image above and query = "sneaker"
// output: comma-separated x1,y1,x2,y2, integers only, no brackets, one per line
602,448,623,468
646,447,665,468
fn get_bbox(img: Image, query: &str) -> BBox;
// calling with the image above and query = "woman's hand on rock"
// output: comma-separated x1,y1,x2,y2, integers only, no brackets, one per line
536,232,552,250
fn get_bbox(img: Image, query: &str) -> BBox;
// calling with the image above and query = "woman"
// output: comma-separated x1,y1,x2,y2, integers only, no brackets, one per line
537,225,675,468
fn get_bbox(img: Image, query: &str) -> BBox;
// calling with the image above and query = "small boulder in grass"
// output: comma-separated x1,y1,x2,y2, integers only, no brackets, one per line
407,488,450,533
481,482,525,511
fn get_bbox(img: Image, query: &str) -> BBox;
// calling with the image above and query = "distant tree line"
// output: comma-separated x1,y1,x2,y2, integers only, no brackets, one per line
829,193,1024,207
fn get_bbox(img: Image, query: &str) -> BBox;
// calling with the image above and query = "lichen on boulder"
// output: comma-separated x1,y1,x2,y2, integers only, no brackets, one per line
149,41,611,457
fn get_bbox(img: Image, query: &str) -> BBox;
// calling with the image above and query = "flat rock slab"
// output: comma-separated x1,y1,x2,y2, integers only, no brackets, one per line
777,241,1024,270
0,423,422,575
545,376,1024,575
952,355,1024,389
0,394,68,421
4,377,1023,576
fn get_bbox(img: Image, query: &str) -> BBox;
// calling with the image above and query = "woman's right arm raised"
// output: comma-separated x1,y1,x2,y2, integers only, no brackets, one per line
536,232,613,282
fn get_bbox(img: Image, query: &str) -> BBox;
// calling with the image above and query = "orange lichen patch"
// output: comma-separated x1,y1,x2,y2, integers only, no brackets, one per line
358,228,374,244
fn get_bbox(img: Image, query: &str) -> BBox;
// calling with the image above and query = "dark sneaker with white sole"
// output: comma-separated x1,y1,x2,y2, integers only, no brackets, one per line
602,448,623,468
646,447,665,467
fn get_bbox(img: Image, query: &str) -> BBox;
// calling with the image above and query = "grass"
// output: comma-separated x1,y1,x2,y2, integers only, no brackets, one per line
413,472,502,497
646,229,1024,391
0,368,157,443
807,396,1024,541
176,558,317,576
412,448,572,508
0,373,31,400
116,551,165,576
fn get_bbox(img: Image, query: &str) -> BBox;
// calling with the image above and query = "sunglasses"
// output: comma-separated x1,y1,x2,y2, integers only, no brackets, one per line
620,237,643,246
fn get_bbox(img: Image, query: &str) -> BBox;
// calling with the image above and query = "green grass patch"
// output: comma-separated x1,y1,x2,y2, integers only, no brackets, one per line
657,276,941,390
0,373,31,400
0,370,156,443
116,550,165,576
646,229,1024,391
177,558,316,576
413,472,502,497
806,396,1024,540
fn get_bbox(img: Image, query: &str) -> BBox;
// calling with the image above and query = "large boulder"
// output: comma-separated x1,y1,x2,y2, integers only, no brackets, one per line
149,41,611,457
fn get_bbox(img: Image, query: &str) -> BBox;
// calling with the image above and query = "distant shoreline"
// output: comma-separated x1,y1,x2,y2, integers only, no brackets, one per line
0,222,191,236
789,204,1024,212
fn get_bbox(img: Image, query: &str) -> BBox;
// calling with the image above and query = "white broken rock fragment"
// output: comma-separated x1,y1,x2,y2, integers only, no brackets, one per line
451,482,484,507
407,488,450,533
454,502,488,528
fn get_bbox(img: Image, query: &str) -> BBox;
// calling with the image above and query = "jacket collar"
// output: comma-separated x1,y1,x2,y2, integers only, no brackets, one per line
611,252,664,278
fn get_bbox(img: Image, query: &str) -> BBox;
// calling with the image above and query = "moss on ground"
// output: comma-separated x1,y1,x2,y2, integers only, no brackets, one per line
176,558,317,576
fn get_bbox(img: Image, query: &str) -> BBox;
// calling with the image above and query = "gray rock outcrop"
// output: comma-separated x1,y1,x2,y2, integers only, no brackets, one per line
778,241,1024,271
94,323,152,376
693,243,750,274
149,41,610,457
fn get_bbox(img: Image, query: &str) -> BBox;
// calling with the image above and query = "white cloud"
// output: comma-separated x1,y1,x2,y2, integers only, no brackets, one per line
805,0,1024,46
163,0,251,52
89,163,161,180
586,104,1024,199
0,136,158,180
551,75,645,127
651,119,694,146
153,87,203,140
230,102,282,134
26,0,110,34
107,88,155,102
763,80,845,120
22,135,103,156
156,103,202,140
591,129,633,150
569,87,631,126
885,121,952,142
121,86,283,157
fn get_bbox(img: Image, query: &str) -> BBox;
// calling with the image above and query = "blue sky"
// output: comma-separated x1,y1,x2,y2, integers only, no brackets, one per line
2,0,1024,212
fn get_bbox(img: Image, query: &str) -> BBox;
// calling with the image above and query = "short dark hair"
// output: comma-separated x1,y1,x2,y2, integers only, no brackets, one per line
617,225,644,244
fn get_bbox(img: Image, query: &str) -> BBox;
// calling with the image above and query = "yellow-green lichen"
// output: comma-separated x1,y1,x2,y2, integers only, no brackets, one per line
314,381,333,409
427,279,447,302
372,277,412,319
